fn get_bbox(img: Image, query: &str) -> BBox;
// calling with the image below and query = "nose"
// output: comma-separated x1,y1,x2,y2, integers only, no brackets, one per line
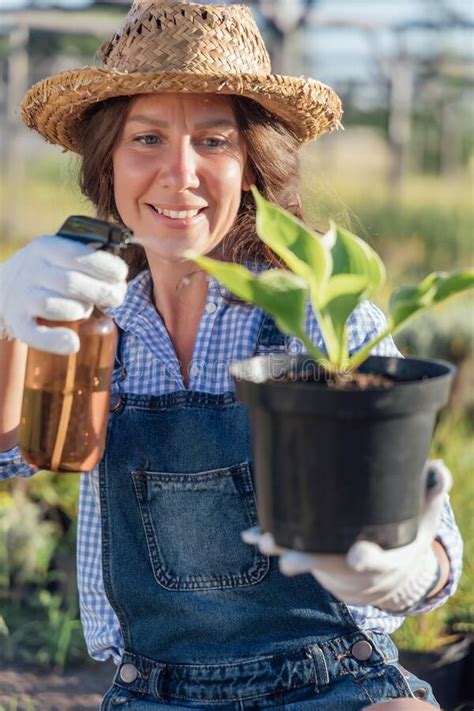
157,139,200,192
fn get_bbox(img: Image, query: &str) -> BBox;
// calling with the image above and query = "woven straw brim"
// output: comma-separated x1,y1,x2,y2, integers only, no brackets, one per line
21,67,343,154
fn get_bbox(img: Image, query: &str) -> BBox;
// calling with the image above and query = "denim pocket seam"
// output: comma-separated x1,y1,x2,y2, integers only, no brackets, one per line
132,462,269,591
134,461,250,485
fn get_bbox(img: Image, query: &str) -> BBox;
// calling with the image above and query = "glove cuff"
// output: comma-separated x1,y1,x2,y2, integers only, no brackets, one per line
375,548,440,612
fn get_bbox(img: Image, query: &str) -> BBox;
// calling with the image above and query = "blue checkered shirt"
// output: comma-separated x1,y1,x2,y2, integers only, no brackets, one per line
0,269,463,665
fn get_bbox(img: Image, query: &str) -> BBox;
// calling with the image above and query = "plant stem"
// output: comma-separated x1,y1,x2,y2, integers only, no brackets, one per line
298,333,339,376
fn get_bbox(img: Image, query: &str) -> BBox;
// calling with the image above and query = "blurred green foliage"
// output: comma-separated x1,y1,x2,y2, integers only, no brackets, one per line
0,696,35,711
0,474,87,669
301,172,473,282
396,296,473,365
393,413,474,652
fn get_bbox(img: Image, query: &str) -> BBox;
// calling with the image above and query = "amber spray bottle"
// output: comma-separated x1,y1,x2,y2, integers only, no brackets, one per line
19,216,133,473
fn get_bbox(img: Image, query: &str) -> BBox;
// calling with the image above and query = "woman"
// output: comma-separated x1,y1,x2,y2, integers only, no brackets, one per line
0,2,462,709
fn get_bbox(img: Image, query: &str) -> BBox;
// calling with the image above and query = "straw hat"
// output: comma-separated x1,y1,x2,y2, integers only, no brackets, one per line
21,0,343,154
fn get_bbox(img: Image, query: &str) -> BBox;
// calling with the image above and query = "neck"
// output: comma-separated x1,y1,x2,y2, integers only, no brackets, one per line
147,255,209,331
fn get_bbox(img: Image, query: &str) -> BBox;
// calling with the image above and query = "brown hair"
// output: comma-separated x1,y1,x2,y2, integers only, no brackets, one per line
79,94,304,278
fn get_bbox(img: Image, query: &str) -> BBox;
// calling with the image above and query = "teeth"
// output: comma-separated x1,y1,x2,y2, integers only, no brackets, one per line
154,207,201,219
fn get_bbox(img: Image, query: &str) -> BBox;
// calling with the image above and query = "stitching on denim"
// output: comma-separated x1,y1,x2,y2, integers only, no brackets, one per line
133,461,250,484
131,473,172,591
307,644,330,688
100,684,117,711
131,461,269,591
329,598,363,634
353,662,425,710
352,668,385,683
123,646,313,670
356,673,378,706
168,679,319,703
322,635,391,681
366,631,399,663
389,662,438,705
386,663,417,698
120,391,239,411
117,652,393,704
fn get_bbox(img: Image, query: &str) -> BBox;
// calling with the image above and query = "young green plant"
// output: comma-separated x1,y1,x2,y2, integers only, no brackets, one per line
186,188,474,374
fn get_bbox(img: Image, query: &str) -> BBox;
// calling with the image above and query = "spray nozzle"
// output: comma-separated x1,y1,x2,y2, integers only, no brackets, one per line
56,215,134,254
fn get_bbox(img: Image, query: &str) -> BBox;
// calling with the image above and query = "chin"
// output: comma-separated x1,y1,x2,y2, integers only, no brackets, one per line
140,226,224,263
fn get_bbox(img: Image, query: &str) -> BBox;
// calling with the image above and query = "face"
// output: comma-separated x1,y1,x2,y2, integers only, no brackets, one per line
112,93,253,262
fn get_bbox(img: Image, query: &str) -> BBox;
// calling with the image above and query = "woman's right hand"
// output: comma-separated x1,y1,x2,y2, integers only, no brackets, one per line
0,236,128,354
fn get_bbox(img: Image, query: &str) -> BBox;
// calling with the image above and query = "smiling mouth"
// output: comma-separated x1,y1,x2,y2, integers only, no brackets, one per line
148,205,207,220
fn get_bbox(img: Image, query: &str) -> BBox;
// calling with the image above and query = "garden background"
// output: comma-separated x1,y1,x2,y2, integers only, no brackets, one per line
0,1,473,709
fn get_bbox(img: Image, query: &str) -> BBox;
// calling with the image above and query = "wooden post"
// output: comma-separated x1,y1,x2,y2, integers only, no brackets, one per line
267,26,286,74
440,98,459,176
387,56,414,193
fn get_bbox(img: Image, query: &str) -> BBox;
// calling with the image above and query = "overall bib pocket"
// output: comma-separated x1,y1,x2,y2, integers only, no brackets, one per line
132,461,269,591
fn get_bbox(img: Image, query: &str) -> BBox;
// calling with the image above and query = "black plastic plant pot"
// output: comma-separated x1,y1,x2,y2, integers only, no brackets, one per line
230,354,455,554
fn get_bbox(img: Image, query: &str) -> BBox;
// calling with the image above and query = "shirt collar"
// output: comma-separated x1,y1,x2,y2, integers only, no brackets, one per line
108,269,153,333
109,267,230,330
109,259,270,329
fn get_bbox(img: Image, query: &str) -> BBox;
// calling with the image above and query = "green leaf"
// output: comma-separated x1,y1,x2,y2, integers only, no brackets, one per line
183,254,264,304
251,270,309,336
351,270,474,371
251,187,331,305
320,274,371,363
328,222,386,303
324,274,370,306
251,190,386,366
315,222,385,364
432,270,474,303
389,270,474,335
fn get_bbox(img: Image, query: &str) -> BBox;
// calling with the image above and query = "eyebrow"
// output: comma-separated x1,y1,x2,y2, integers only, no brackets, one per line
127,115,238,129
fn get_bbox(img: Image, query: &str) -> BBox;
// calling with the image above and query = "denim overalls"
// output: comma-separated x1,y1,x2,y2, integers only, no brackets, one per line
99,316,438,710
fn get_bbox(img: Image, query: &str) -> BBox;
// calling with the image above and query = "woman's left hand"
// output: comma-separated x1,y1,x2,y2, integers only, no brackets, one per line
242,460,451,611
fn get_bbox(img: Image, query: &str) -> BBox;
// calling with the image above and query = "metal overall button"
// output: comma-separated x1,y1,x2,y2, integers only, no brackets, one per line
119,663,139,683
351,640,373,661
414,688,428,699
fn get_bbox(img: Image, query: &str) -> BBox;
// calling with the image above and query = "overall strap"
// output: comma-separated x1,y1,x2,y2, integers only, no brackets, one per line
255,313,287,350
112,323,127,385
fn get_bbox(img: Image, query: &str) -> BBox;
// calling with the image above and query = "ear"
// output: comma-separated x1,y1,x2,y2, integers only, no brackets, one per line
241,162,256,192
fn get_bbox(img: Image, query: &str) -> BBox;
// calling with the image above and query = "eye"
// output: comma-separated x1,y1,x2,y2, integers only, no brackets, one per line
135,134,160,146
201,137,227,149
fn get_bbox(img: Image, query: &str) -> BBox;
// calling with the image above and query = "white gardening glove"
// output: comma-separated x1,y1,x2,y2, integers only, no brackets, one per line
0,235,128,354
243,461,451,612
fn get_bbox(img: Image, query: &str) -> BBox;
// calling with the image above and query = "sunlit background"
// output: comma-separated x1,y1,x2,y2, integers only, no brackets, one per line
0,2,473,708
